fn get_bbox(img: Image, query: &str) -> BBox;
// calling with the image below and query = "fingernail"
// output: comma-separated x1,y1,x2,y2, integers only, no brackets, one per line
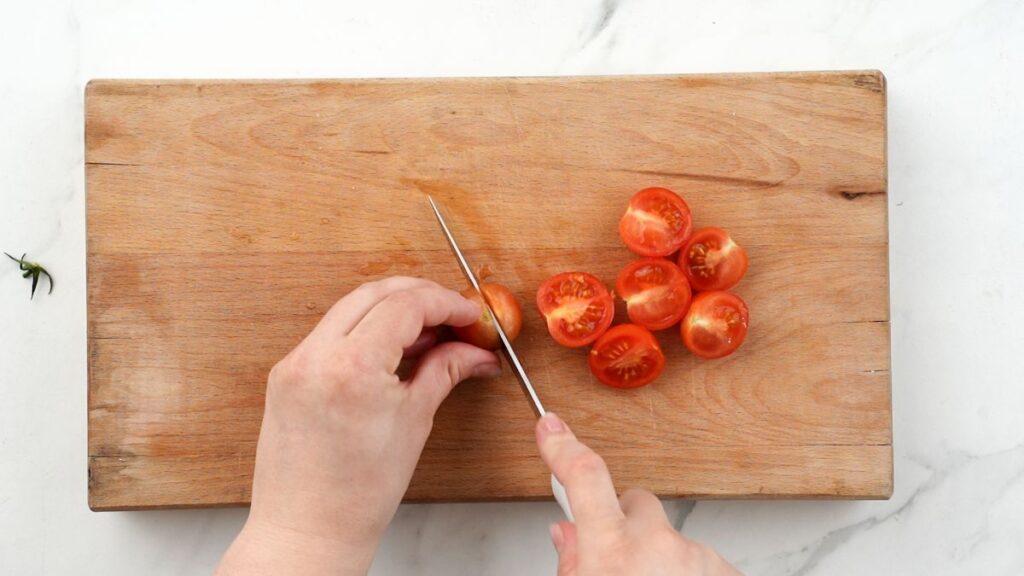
549,523,564,551
542,412,565,433
471,362,502,378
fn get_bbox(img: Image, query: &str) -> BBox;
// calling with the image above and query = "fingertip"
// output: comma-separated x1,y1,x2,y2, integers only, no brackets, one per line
542,412,567,432
470,360,502,379
551,521,578,571
536,412,568,444
410,341,501,410
548,523,564,551
466,297,484,321
443,341,499,376
449,294,484,328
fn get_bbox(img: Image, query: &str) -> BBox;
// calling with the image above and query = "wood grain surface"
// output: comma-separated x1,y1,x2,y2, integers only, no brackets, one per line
86,72,891,510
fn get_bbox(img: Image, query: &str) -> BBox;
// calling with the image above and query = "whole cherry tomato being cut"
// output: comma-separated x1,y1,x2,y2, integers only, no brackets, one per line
615,258,692,331
679,227,749,292
618,187,693,257
453,283,523,351
536,272,614,348
588,324,666,389
681,291,749,359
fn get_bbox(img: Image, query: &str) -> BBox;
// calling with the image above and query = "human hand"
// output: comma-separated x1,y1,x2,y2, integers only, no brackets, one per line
217,277,501,576
537,413,742,576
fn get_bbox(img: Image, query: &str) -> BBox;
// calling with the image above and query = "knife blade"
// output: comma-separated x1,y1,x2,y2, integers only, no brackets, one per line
426,195,573,520
426,195,547,418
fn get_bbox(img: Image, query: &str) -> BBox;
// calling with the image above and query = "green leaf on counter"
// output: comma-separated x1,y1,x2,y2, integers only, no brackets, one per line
5,252,54,299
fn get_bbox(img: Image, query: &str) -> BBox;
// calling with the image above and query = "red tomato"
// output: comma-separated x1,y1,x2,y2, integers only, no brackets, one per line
680,291,749,359
536,272,615,348
618,187,693,257
453,283,523,351
679,227,749,292
588,324,666,389
615,259,692,331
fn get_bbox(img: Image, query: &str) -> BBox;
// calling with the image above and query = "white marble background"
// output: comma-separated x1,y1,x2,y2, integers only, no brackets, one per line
2,0,1022,574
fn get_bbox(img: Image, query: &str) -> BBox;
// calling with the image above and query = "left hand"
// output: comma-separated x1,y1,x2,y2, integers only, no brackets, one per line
217,277,500,576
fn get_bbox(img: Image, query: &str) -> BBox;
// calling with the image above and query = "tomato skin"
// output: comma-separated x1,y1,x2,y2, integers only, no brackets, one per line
588,324,666,389
453,283,523,351
680,291,749,359
536,272,615,348
679,227,749,292
618,187,693,257
615,258,692,331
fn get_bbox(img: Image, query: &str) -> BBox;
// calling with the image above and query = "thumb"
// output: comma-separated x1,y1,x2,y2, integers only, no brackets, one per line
409,341,501,412
550,521,578,576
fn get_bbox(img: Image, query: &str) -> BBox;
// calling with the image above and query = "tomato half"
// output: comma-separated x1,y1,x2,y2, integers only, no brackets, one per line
588,324,666,389
680,291,749,359
536,272,615,348
453,283,523,351
618,187,693,257
615,259,692,331
679,227,749,292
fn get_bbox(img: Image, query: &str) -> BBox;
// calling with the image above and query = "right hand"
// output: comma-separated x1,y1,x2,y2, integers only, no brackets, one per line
536,412,742,576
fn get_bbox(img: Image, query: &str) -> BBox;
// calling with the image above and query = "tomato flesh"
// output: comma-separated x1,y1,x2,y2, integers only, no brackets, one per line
618,187,693,257
536,272,614,348
453,283,523,351
680,291,749,359
588,324,666,388
615,258,692,331
679,227,749,292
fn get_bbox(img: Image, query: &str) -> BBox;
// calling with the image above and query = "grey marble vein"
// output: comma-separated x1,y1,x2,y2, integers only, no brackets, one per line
790,443,1024,576
581,0,618,48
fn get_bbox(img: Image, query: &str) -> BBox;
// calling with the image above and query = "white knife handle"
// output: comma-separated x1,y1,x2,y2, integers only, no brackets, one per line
551,474,574,521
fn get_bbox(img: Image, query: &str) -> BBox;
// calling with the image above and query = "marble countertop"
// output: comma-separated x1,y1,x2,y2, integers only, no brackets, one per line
2,1,1022,574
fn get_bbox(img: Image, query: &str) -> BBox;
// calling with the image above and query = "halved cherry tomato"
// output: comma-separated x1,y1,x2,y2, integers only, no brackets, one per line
453,283,523,351
588,324,666,389
679,227,749,292
615,259,692,331
681,291,749,359
618,187,693,257
536,272,614,348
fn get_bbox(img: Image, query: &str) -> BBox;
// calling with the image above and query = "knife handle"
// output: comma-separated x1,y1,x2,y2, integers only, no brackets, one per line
551,474,574,521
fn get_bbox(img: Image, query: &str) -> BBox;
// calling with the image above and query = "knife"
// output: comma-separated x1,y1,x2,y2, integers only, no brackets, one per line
427,195,573,521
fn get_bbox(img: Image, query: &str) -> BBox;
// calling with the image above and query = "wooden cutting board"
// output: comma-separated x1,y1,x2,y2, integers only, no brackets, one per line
86,72,891,510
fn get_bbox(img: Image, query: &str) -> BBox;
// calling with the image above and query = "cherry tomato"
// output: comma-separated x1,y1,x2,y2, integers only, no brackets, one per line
536,272,614,348
680,291,749,359
679,227,749,292
453,283,523,351
618,187,693,257
588,324,666,389
615,259,692,331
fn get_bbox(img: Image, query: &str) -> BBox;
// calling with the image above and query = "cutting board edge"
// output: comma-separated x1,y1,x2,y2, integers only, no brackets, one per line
83,69,887,99
89,483,896,513
87,442,894,511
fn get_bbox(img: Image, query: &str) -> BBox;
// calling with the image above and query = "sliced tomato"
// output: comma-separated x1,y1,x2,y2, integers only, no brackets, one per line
453,283,523,351
681,291,749,359
679,227,749,292
588,324,666,389
536,272,614,348
615,259,692,331
618,187,693,257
